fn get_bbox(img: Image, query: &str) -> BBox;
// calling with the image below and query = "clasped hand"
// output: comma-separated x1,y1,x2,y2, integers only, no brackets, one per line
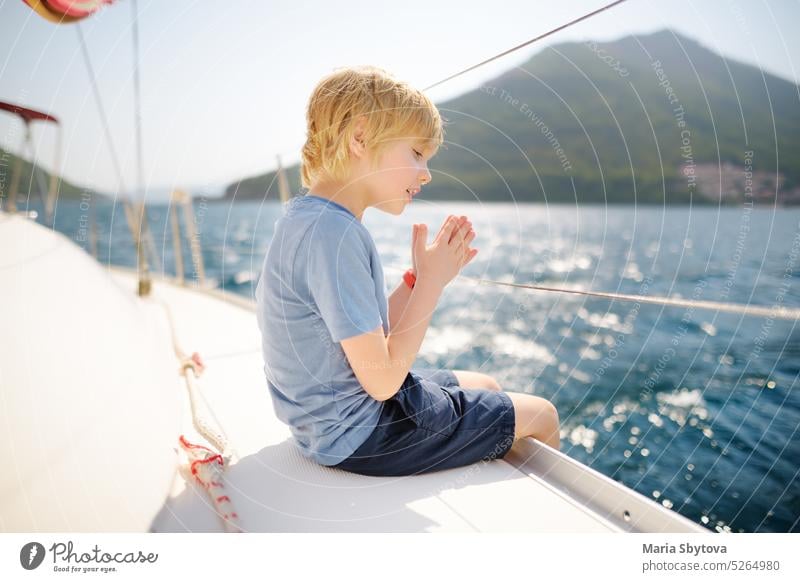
411,215,478,288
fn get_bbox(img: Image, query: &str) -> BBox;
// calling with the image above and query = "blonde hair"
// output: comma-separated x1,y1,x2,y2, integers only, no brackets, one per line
300,66,444,189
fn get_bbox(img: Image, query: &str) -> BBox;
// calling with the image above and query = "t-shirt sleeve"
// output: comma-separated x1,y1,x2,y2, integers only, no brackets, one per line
306,217,382,342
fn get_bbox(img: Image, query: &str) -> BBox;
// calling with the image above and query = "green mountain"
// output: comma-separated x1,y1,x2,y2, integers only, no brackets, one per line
224,163,302,204
223,30,800,204
0,146,105,205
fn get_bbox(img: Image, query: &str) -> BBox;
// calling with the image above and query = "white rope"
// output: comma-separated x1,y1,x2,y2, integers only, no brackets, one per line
151,295,242,532
383,265,800,321
178,436,242,533
460,275,800,321
154,296,235,459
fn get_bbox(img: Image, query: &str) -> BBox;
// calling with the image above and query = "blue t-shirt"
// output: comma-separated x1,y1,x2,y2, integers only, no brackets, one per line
255,194,388,466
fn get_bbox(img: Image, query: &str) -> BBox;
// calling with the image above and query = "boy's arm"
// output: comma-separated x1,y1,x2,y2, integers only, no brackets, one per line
341,274,443,401
387,217,468,333
387,273,414,333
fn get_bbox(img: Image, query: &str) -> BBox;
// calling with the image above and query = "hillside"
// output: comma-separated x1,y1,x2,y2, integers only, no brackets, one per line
223,30,800,204
0,146,106,204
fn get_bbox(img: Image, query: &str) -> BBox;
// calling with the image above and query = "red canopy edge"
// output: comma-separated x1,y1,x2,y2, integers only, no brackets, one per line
0,101,59,124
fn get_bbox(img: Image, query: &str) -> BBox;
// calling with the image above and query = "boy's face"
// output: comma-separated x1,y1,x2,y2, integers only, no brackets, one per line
361,138,433,215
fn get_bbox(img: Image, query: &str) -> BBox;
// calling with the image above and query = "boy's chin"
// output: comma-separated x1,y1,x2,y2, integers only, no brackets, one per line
375,200,407,215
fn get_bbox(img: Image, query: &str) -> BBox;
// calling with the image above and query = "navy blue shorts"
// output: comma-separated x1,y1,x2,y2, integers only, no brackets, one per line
333,368,516,476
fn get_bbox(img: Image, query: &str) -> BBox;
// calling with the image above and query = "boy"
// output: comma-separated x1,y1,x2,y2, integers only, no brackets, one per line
255,66,559,477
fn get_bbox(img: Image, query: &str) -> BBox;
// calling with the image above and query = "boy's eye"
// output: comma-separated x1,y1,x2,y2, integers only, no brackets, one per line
413,149,422,159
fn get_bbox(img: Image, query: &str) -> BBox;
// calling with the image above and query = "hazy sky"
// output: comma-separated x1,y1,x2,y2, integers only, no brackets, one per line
1,0,798,198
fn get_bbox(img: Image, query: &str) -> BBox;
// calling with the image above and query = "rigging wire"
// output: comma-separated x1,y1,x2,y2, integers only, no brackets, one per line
415,0,798,321
379,264,800,321
459,274,800,321
423,0,629,92
131,0,146,201
75,5,160,289
75,25,130,195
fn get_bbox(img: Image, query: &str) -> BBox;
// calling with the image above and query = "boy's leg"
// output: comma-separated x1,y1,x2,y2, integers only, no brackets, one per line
505,392,561,450
449,371,560,449
452,370,502,392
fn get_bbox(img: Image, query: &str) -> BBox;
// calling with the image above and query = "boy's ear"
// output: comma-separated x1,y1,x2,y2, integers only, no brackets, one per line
350,135,366,158
349,115,368,158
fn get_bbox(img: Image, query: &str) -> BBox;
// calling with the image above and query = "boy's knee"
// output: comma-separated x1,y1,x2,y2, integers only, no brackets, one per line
532,399,559,428
485,376,502,392
541,401,559,424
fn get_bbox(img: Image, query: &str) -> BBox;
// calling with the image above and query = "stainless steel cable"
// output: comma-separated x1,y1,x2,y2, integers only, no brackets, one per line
423,0,629,92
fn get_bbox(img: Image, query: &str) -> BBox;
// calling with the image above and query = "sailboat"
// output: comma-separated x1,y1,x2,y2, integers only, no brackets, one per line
0,0,706,533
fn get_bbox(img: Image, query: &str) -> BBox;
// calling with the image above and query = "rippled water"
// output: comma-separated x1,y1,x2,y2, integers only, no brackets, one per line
38,198,800,532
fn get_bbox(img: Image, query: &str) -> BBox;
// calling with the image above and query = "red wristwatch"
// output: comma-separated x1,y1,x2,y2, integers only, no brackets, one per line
403,268,417,289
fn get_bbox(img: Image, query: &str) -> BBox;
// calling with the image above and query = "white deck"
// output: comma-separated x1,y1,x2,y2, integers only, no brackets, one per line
107,269,704,533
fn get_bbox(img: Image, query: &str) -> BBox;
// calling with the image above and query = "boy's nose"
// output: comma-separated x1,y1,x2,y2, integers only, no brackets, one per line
420,166,432,186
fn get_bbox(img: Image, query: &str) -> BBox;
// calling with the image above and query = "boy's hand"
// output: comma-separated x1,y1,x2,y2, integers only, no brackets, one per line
442,216,478,270
411,215,478,288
